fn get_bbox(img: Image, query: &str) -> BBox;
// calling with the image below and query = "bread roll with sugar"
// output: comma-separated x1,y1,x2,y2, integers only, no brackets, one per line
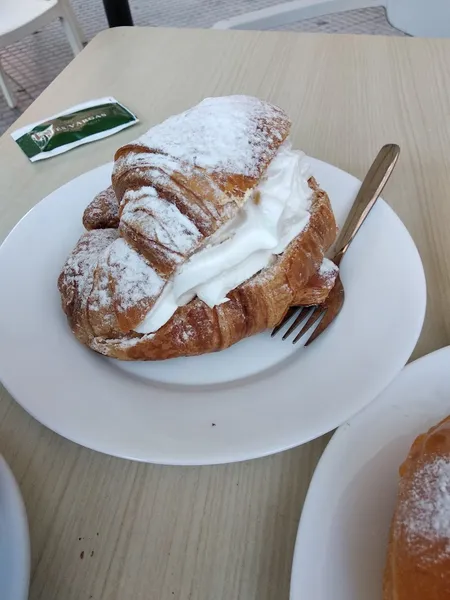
59,95,338,360
384,415,450,600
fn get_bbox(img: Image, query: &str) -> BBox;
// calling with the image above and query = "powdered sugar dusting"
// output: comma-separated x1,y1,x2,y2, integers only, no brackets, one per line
121,187,201,254
138,96,289,177
246,259,278,288
106,238,165,310
127,185,158,199
125,151,180,173
60,229,118,307
83,186,119,230
115,160,222,228
319,258,339,283
90,187,118,218
400,457,450,560
90,263,112,312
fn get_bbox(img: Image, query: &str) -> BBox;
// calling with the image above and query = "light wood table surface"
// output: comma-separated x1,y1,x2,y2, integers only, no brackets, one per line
1,27,450,600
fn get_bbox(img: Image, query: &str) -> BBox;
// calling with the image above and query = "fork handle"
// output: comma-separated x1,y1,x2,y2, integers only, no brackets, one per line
333,143,400,266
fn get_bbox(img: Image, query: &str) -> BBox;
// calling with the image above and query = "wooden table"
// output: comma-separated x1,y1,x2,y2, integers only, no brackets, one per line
1,27,450,600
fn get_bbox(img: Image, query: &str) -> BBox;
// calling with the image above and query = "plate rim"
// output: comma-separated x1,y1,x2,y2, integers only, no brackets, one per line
0,159,427,465
289,345,450,600
0,454,30,600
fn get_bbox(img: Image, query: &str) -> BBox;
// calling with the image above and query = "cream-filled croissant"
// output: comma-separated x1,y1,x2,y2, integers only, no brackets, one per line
59,95,338,360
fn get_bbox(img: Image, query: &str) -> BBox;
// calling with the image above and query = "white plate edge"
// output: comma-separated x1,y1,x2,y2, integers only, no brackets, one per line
289,345,450,599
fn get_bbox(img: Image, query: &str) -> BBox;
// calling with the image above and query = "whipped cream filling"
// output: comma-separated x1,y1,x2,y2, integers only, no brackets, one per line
134,141,313,334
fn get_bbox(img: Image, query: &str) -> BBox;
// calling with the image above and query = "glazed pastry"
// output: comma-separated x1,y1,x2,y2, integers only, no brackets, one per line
384,415,450,599
59,95,338,360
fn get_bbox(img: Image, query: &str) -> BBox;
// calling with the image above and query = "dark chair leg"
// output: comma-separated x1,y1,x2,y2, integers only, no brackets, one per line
102,0,134,27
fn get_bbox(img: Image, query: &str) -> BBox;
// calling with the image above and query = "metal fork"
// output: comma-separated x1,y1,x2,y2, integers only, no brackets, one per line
272,143,400,345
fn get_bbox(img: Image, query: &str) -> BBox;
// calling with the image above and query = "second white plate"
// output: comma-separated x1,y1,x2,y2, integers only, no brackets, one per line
0,158,426,464
291,346,450,600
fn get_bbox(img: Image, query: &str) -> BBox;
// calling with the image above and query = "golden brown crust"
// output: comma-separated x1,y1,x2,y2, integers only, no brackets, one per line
59,96,338,361
58,228,119,343
384,415,450,600
82,186,119,230
111,96,291,277
59,178,337,360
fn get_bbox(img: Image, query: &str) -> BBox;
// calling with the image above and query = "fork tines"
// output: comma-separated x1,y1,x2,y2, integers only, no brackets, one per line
272,305,327,344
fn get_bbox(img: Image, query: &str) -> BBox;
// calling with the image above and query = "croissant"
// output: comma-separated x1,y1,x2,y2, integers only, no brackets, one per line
383,415,450,600
82,185,119,230
59,95,338,360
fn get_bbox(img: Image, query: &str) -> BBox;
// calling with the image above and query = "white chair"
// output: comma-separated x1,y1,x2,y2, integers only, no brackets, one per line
0,0,84,109
213,0,450,38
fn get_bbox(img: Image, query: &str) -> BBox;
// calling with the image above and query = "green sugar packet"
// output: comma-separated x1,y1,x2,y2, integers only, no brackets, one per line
11,97,138,162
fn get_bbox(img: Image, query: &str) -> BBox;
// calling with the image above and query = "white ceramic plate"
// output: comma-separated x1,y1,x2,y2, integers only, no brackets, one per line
0,159,426,464
0,455,30,600
291,346,450,600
